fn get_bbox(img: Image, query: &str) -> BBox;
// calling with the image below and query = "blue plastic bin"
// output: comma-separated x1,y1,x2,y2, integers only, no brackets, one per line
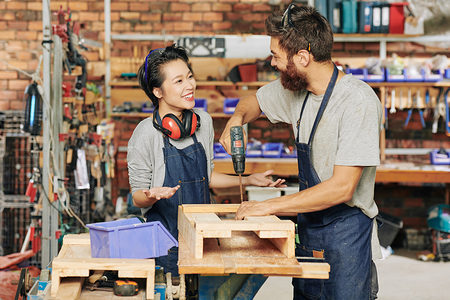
365,68,385,82
87,218,178,259
194,98,208,112
246,142,262,158
141,102,154,113
404,68,424,82
345,68,365,80
214,143,230,159
385,68,405,82
445,68,450,79
428,204,450,233
424,70,443,82
223,98,240,114
430,149,450,165
262,143,283,158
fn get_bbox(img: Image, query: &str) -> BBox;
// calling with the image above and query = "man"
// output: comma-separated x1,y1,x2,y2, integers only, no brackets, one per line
219,4,382,300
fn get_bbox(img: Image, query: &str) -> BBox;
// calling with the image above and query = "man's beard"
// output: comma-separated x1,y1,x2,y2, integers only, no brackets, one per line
280,60,308,91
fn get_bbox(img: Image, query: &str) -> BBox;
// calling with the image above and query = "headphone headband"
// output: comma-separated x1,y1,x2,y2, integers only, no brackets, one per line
152,109,200,140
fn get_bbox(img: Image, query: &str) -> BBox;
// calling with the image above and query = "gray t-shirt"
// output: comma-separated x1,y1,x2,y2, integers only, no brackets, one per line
127,109,214,215
257,75,382,218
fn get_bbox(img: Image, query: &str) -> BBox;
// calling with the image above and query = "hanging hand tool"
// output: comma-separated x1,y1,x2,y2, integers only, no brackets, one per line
230,126,245,202
404,89,425,129
389,88,396,114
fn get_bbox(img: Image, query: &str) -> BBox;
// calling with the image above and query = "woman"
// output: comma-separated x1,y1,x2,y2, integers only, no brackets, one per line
127,44,285,276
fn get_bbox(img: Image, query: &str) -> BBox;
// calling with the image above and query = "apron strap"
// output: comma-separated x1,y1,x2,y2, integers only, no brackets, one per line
307,65,339,145
296,92,311,143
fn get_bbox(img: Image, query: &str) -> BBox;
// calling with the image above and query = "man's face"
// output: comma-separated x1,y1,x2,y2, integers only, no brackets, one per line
270,37,308,91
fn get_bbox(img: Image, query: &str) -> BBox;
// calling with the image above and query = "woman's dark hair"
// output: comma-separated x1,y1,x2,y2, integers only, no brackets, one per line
265,5,333,62
138,44,193,107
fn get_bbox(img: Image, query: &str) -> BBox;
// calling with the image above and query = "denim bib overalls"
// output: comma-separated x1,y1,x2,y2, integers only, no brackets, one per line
145,112,210,276
293,66,373,299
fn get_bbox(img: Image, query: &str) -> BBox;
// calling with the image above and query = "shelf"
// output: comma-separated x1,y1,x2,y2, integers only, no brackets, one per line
110,112,239,118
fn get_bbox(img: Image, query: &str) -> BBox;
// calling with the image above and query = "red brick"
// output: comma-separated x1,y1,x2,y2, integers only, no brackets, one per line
171,3,191,12
6,1,26,10
0,2,4,10
0,21,6,30
183,13,203,22
364,42,380,51
7,21,27,30
0,100,10,110
50,2,68,10
203,12,223,22
16,51,33,61
28,21,42,31
130,3,149,11
213,21,232,31
17,31,38,40
0,91,18,100
345,42,364,51
141,14,161,22
1,13,15,21
90,21,104,31
172,22,194,32
386,42,405,52
225,12,241,21
219,0,239,2
163,13,183,22
111,2,128,11
0,71,18,80
79,12,100,22
134,23,153,32
112,22,131,32
404,42,425,53
212,3,232,12
10,100,25,110
252,4,271,12
8,79,30,91
233,3,252,11
192,3,211,12
70,2,89,11
404,198,424,207
120,12,140,20
0,31,15,40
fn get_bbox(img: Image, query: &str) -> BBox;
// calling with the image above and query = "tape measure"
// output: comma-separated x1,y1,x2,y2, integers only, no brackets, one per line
113,280,139,296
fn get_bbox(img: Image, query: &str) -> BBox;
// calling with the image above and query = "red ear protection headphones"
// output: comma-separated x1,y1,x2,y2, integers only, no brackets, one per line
153,109,200,140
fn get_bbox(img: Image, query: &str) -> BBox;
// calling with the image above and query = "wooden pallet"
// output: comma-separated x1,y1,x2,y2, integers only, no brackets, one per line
178,204,330,279
51,234,155,300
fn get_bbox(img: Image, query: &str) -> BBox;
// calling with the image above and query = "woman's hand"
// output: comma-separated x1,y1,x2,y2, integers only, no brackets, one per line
143,185,180,201
245,170,286,187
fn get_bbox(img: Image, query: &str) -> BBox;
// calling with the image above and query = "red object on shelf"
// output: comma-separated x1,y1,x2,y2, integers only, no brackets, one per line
238,64,257,82
389,3,408,34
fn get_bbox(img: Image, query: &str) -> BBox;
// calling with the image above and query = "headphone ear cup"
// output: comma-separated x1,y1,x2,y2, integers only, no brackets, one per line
190,112,200,136
162,114,184,140
183,110,193,136
153,111,171,136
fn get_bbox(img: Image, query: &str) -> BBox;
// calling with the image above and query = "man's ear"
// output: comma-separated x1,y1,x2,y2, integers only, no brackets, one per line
293,50,310,67
153,87,162,99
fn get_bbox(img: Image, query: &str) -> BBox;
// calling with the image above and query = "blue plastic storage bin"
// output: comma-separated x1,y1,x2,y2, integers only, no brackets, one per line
445,68,450,79
385,68,405,82
246,142,262,158
429,149,450,165
194,98,208,112
424,70,443,82
404,68,424,82
214,143,230,159
345,68,365,80
87,218,178,259
262,143,283,158
141,102,154,113
365,68,385,82
281,146,297,158
223,98,239,114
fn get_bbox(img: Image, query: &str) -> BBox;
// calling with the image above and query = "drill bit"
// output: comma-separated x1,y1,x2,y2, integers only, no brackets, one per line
239,174,243,202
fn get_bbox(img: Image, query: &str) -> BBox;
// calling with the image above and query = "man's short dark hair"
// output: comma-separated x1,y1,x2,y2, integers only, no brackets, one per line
265,5,333,62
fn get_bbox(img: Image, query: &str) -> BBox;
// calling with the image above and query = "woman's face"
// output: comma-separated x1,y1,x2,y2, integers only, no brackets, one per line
155,59,196,115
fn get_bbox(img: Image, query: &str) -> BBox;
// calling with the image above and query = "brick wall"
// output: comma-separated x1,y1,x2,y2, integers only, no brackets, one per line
2,1,449,233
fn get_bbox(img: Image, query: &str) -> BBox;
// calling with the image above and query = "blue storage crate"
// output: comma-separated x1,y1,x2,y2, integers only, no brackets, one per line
246,142,262,158
424,69,443,82
194,98,208,112
385,68,405,82
141,102,154,113
345,68,365,80
262,143,283,158
214,143,230,159
87,218,178,259
445,68,450,79
365,68,385,82
281,145,297,158
223,98,239,114
404,68,424,82
430,149,450,165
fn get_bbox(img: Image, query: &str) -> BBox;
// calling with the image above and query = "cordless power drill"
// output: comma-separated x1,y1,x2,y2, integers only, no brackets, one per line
230,126,245,202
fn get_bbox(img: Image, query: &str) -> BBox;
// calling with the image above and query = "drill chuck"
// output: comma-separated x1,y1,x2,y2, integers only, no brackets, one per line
230,126,245,174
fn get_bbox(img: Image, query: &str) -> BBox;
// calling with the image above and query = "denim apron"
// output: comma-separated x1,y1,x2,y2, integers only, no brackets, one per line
293,66,373,299
145,112,210,276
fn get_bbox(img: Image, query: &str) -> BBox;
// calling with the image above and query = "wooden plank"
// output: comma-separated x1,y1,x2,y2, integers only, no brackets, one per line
178,206,203,259
245,215,280,222
195,219,293,232
63,233,90,245
55,277,84,300
181,204,239,214
111,88,147,106
191,212,222,223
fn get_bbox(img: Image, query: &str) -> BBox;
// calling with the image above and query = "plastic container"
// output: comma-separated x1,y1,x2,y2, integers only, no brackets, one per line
345,68,365,80
404,68,424,82
428,204,450,233
246,142,262,158
376,212,403,248
445,68,450,79
385,68,405,82
365,68,385,82
430,149,450,165
262,143,283,158
238,64,257,82
86,218,178,259
246,186,282,201
223,98,240,114
194,98,208,112
424,70,443,82
141,102,154,113
214,143,230,159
